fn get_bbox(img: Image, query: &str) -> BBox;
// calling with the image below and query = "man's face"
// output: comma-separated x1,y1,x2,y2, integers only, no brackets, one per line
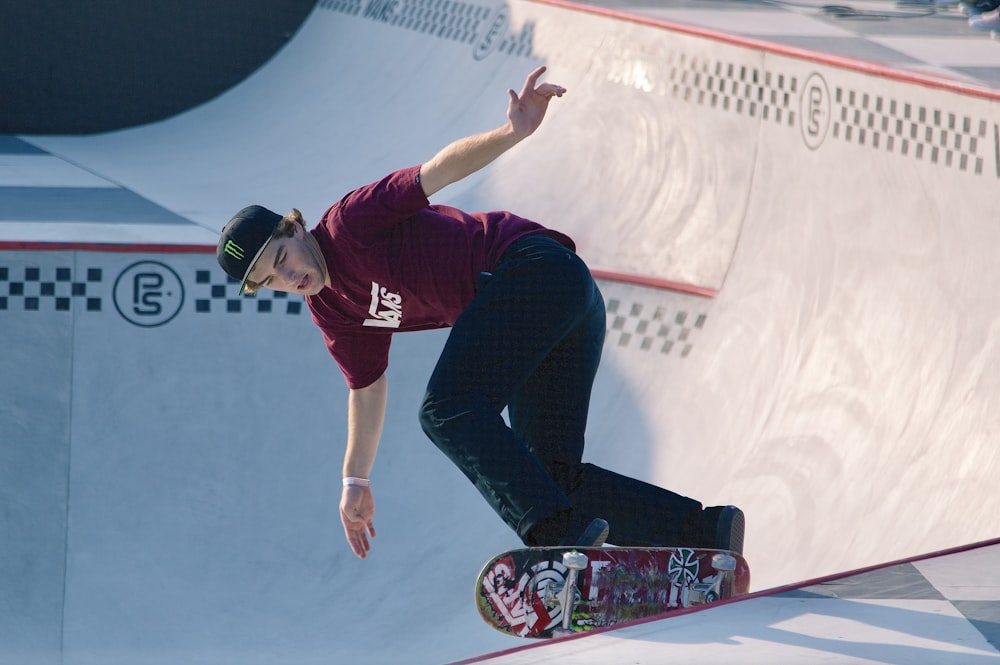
247,224,328,296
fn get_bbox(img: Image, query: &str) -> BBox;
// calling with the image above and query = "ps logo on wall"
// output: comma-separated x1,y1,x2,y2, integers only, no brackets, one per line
113,261,185,327
474,6,508,61
800,73,830,151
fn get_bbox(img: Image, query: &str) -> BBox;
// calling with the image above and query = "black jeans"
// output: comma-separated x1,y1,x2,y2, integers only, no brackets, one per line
418,235,701,546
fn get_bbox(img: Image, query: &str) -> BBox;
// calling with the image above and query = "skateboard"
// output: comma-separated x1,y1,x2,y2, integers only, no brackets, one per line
476,546,750,638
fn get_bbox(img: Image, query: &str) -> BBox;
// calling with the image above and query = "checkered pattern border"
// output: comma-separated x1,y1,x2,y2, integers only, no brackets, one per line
0,265,103,312
192,270,304,315
317,0,534,58
672,57,797,127
0,264,305,316
830,90,993,175
3,263,711,354
606,297,707,356
672,57,994,176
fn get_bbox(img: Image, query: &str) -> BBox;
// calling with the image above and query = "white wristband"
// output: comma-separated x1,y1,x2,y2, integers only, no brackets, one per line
343,477,371,488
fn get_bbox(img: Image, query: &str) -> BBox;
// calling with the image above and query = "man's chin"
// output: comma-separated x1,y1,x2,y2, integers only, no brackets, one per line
301,281,325,297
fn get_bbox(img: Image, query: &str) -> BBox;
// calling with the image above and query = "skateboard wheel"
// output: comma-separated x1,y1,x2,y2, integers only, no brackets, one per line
562,551,589,571
711,553,737,572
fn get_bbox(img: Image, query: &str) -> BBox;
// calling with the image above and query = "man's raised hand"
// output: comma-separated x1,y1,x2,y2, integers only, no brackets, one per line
506,66,566,139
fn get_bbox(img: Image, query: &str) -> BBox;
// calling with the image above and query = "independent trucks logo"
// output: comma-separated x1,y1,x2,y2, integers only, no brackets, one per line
113,261,185,328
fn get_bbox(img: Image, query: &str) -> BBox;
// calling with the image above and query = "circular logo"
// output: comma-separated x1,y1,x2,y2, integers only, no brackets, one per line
113,261,185,327
800,73,831,151
474,6,508,61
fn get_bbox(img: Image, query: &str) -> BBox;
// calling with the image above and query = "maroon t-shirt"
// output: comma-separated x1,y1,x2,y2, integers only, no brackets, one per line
306,166,573,389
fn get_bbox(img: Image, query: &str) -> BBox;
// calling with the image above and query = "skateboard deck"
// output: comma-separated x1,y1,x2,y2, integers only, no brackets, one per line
476,546,750,638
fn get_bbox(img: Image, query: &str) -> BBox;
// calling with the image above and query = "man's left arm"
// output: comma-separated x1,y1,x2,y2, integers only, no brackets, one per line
417,66,566,198
340,373,388,559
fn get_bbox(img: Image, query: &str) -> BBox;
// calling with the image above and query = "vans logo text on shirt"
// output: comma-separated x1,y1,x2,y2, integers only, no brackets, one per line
363,282,402,328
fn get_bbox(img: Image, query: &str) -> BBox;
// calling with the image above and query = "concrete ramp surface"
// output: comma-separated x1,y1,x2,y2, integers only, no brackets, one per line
3,0,1000,663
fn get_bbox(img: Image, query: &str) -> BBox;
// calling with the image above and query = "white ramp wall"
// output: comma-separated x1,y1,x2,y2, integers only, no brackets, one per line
4,0,1000,663
0,248,523,664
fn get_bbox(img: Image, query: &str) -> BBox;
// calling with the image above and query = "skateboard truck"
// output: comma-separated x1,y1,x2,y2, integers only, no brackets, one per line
552,550,589,636
670,551,739,607
712,552,737,572
704,552,737,603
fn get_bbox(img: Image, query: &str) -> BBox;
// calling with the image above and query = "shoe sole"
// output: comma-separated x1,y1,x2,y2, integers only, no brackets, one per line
716,507,745,555
577,518,610,548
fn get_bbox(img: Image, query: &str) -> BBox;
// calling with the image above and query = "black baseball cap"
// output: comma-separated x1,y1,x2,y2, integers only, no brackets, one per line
217,205,282,294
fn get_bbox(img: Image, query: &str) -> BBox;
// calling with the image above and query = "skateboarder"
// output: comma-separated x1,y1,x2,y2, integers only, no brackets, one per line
216,67,744,560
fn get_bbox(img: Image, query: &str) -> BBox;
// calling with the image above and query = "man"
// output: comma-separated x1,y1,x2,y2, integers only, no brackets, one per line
217,67,744,560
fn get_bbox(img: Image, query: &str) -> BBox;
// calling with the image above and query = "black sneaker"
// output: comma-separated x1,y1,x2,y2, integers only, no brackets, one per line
705,505,745,554
558,516,610,548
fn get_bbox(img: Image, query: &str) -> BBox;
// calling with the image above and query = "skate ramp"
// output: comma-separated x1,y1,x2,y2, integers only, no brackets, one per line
4,0,1000,663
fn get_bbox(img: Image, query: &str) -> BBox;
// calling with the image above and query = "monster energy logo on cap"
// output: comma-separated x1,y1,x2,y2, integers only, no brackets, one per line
223,239,246,261
217,205,283,295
